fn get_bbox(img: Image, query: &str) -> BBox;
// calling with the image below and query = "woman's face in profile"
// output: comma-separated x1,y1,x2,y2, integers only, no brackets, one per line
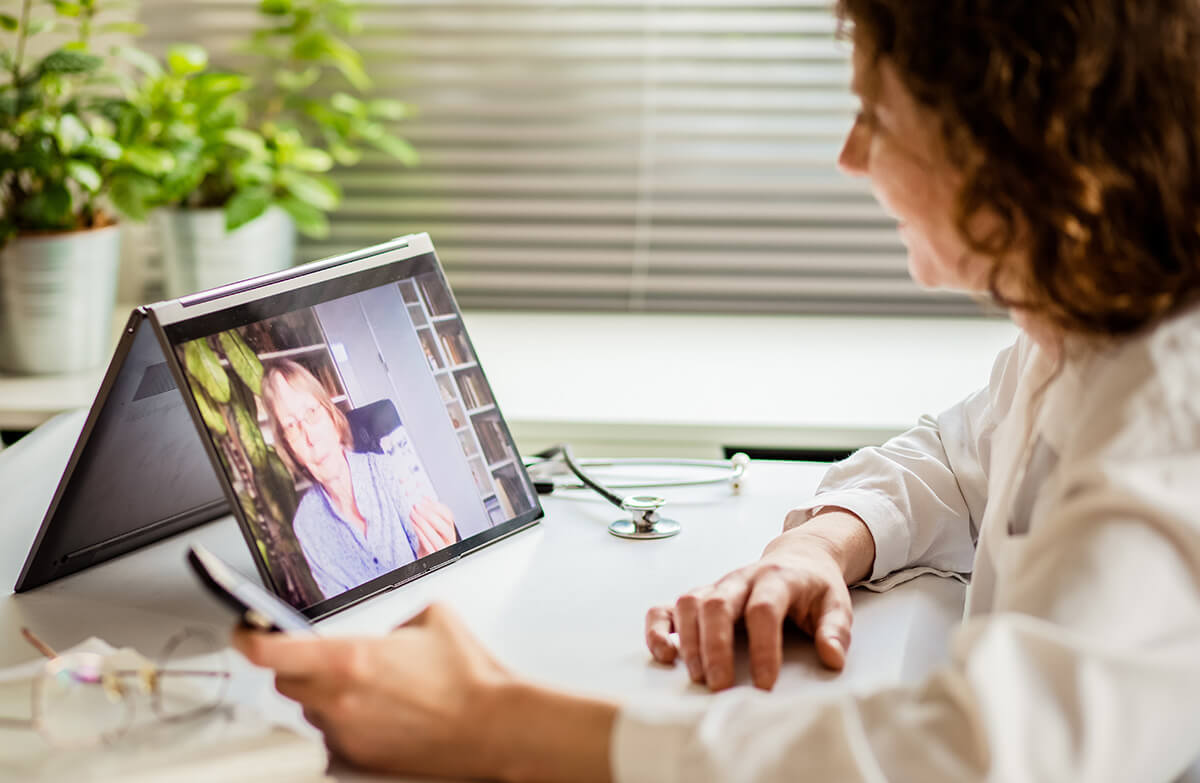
272,378,345,481
837,42,1000,294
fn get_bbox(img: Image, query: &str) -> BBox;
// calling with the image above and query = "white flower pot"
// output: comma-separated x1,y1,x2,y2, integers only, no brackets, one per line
0,224,121,375
154,205,296,298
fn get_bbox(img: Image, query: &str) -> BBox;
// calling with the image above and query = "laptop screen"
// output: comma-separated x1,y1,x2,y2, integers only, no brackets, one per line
163,247,540,616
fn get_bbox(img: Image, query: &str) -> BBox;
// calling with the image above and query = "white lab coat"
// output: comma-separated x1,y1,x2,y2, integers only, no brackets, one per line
613,304,1200,782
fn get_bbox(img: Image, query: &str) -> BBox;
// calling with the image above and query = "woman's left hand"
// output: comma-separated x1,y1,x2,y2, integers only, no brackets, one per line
410,498,457,556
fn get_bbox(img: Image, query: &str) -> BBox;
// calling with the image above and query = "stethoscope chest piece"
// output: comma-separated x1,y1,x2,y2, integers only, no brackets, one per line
609,495,681,540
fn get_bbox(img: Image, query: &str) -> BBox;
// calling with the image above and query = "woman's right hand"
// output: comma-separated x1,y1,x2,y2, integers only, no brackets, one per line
644,509,875,692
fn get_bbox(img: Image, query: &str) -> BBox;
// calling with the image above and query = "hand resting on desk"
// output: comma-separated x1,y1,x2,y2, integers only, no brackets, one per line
644,508,876,691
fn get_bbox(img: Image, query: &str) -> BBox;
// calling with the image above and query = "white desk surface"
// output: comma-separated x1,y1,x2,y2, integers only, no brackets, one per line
0,409,966,780
0,310,1018,454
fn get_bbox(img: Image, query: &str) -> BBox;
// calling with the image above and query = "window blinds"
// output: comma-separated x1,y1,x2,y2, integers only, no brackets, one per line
139,0,979,315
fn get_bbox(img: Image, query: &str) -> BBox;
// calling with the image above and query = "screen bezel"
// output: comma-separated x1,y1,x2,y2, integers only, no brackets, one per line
150,235,543,621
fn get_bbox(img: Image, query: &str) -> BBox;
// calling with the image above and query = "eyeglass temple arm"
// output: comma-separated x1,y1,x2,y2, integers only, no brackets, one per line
108,669,232,678
20,628,56,659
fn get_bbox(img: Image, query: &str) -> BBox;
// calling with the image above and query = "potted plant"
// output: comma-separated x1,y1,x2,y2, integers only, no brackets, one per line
111,0,416,298
0,0,145,374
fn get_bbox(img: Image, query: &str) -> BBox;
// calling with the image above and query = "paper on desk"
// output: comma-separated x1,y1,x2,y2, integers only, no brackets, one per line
0,638,330,782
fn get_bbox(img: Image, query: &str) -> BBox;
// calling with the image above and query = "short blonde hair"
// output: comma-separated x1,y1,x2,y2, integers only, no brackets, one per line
260,359,353,479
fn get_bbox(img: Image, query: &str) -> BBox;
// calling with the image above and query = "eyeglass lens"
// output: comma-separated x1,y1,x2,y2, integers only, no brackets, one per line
153,628,230,721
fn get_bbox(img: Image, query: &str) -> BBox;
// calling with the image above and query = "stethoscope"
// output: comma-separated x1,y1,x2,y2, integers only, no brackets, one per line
525,445,750,540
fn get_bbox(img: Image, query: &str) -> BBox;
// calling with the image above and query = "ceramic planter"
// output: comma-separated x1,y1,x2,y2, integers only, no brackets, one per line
0,223,121,374
154,205,296,298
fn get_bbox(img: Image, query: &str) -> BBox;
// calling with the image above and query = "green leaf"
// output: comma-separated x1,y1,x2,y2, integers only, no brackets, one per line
18,184,73,229
53,2,82,17
233,159,273,186
259,0,292,15
194,385,227,437
325,2,361,35
36,49,102,76
219,330,264,396
191,72,249,99
99,21,147,35
221,128,267,157
235,402,268,469
123,145,175,176
225,186,271,231
115,45,163,77
55,113,89,153
273,66,319,92
67,160,101,192
278,195,329,238
79,135,122,160
26,19,55,35
267,124,303,152
366,99,409,120
330,91,363,117
278,170,340,211
0,14,18,31
184,338,231,404
167,43,208,75
291,147,333,172
109,172,161,219
328,142,361,166
293,32,370,90
367,132,419,166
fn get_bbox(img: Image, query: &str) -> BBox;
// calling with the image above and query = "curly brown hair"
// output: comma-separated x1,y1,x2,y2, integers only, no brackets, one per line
837,0,1200,338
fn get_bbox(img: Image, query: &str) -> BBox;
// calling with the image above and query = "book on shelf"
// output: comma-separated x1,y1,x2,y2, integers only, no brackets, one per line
439,331,466,366
492,466,521,517
458,371,491,410
457,374,480,409
419,332,442,371
474,416,509,465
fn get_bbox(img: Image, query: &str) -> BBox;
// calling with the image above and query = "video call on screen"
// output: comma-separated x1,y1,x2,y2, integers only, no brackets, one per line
175,270,536,609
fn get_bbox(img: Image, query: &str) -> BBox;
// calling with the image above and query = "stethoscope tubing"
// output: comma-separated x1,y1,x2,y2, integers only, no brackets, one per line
526,450,748,496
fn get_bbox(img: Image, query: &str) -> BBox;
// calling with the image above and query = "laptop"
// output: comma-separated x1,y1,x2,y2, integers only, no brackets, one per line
15,233,543,620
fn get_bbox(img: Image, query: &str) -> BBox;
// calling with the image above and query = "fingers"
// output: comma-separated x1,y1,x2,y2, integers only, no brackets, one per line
419,499,457,545
811,584,853,671
275,674,334,705
644,605,677,664
411,519,437,557
698,587,742,690
742,573,790,690
232,627,359,679
411,499,457,553
676,574,751,691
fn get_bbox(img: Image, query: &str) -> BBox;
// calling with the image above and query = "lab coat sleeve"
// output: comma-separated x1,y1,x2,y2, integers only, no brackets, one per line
790,340,1023,581
613,455,1200,783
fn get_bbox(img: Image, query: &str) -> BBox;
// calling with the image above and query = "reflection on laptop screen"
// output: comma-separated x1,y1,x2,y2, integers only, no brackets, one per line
171,255,537,612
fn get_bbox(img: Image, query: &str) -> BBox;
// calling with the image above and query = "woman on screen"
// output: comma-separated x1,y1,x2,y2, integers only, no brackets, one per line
260,360,458,599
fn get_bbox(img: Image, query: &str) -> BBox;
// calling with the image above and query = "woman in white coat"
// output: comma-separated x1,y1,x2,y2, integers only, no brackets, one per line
234,0,1200,779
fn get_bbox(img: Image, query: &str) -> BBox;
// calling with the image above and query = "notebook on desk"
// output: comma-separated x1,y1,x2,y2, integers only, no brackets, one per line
14,234,543,620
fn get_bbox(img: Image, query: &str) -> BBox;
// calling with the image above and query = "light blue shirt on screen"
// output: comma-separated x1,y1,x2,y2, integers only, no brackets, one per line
293,450,424,599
